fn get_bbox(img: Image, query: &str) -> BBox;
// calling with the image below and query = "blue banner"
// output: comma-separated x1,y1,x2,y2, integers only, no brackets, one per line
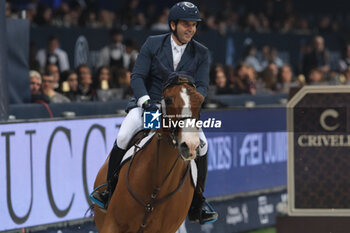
202,108,287,197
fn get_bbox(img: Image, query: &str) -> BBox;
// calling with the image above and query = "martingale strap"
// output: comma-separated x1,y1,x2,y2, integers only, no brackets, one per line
126,133,190,233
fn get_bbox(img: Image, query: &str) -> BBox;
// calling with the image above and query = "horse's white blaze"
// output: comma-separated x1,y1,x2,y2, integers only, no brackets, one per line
180,87,191,117
180,87,199,160
161,98,167,115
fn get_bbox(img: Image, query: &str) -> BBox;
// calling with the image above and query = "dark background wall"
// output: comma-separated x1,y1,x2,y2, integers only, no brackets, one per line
0,1,8,119
7,19,30,104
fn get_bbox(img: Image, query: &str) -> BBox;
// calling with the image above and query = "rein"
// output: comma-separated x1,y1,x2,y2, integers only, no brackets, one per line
126,132,190,233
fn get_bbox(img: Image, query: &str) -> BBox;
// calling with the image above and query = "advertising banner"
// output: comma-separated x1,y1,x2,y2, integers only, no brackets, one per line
185,189,287,233
288,86,350,216
0,117,123,231
31,189,288,233
0,107,287,231
206,131,287,198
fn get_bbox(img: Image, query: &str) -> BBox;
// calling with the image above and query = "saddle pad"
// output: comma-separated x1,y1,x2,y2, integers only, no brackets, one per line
120,132,197,188
121,131,156,164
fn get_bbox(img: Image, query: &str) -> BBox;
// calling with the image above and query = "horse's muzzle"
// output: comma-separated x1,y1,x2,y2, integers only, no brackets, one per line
179,142,197,161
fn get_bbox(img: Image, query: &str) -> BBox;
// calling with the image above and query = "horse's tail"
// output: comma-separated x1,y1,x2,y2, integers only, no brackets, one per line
85,204,95,218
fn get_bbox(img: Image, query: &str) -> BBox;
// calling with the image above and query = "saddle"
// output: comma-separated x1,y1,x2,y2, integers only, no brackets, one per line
126,129,151,151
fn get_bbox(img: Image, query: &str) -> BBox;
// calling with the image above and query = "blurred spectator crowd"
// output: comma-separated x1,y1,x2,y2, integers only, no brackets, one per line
6,0,350,104
6,0,348,34
29,31,135,104
210,35,350,97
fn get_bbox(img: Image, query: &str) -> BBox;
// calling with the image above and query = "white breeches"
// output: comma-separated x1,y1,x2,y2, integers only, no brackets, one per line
116,107,208,156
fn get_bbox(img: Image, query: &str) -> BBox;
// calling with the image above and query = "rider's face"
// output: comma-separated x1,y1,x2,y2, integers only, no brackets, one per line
171,20,197,44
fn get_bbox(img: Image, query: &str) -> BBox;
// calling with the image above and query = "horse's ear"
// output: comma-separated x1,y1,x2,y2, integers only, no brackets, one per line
155,56,172,78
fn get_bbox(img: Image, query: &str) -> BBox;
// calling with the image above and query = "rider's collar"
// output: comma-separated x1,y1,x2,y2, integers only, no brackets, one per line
170,34,188,51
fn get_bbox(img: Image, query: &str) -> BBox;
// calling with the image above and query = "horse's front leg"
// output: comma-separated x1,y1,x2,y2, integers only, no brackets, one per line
100,216,122,233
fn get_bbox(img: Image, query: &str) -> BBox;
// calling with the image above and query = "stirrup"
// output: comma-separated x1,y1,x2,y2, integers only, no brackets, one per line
202,201,218,224
89,184,108,209
189,200,218,225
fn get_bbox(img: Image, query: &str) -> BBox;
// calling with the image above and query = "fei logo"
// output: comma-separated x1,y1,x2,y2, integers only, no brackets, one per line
143,110,161,129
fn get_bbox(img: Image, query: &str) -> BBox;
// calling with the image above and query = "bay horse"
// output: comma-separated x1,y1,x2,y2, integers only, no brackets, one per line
93,77,204,233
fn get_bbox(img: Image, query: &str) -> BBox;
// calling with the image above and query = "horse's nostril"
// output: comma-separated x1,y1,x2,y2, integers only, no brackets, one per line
180,142,189,151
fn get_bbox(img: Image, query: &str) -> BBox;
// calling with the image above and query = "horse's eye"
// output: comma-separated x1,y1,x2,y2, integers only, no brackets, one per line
165,97,173,105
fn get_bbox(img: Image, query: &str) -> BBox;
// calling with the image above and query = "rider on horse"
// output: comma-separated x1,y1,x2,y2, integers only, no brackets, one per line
91,1,218,224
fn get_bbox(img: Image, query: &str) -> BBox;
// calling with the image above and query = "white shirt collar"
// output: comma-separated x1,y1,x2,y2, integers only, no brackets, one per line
170,34,187,53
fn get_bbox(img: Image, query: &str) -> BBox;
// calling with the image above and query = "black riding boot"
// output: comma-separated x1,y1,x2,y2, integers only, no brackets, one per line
91,144,126,209
188,154,218,224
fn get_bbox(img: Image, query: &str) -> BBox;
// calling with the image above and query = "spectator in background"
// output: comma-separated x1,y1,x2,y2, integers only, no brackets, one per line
45,64,60,90
29,70,41,96
97,29,125,69
60,70,80,101
33,4,52,26
214,69,231,95
123,39,138,70
29,70,50,103
77,64,94,101
52,2,74,27
269,47,284,68
260,46,284,69
93,66,114,90
243,44,263,72
276,65,299,93
307,68,326,85
115,67,132,99
41,72,70,103
302,35,330,82
245,65,257,95
260,45,271,69
36,35,70,72
228,63,255,94
151,8,170,31
29,42,41,71
94,66,124,102
338,43,350,72
343,66,350,85
257,63,278,94
78,8,100,28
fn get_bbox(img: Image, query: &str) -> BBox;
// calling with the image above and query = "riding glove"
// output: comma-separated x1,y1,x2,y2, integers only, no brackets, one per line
142,100,159,112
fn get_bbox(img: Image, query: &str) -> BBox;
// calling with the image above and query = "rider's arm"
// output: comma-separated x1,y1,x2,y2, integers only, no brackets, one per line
194,48,209,99
130,37,153,107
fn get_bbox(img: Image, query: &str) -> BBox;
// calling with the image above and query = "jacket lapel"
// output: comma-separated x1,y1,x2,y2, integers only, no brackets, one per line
163,34,174,71
176,42,193,71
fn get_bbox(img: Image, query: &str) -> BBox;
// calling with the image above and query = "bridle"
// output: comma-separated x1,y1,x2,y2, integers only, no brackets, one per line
161,76,199,148
126,77,200,233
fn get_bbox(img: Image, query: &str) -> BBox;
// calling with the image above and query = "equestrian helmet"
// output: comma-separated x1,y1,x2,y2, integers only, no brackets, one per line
168,2,201,24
